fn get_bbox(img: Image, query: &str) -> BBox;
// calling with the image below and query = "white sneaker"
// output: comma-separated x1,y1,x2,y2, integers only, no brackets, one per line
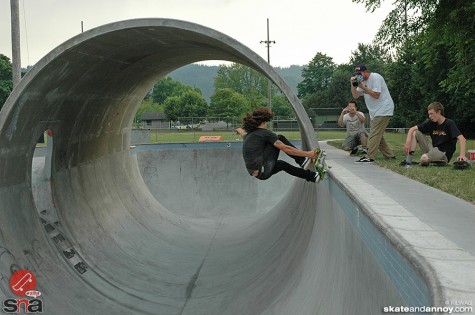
313,173,320,183
300,157,310,168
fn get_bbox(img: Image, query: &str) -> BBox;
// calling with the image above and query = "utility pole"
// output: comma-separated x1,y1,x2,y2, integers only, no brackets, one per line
260,18,275,113
10,0,21,88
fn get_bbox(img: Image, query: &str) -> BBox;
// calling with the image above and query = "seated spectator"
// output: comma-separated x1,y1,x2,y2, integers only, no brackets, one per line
400,102,467,166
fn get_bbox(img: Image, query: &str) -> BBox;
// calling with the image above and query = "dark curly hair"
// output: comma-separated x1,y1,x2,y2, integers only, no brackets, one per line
242,108,275,133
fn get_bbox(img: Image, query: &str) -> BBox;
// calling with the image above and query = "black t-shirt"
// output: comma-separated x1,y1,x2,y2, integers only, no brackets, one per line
417,118,461,161
242,128,278,174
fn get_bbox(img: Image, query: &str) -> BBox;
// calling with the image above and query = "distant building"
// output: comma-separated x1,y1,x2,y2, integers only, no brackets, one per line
141,112,170,129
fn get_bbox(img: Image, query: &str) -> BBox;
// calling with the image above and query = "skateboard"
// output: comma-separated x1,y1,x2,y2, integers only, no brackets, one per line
306,148,330,182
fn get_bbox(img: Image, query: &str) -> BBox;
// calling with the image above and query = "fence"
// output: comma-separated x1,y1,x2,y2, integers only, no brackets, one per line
133,115,414,134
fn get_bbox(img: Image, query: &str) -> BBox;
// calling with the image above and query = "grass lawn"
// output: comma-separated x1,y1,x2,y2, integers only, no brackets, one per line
148,129,348,143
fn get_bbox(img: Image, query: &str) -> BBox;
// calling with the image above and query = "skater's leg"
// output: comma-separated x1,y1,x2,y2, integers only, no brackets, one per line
258,160,316,182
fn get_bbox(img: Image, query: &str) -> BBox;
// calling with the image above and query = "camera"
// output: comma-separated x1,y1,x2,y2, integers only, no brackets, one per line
352,74,364,87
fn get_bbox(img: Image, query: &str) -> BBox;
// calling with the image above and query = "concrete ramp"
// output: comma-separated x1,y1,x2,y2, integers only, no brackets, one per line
1,18,474,314
25,143,405,314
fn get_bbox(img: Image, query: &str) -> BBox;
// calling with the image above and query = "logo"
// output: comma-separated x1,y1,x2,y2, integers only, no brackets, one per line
3,270,43,313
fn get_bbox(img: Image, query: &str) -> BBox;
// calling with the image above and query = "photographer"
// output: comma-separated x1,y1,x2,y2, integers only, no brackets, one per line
350,64,395,163
338,100,368,156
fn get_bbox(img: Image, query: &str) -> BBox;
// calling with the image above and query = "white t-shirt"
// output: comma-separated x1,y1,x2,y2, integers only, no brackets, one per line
356,72,394,118
343,112,366,135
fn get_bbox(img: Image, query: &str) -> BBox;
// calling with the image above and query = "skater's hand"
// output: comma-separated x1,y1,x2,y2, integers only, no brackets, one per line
403,142,411,155
456,155,467,162
308,150,318,159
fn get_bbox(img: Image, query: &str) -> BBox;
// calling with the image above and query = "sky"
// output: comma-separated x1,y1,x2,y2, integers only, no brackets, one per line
0,0,394,68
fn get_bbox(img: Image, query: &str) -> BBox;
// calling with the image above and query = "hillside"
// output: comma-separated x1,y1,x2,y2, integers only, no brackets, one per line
168,63,304,102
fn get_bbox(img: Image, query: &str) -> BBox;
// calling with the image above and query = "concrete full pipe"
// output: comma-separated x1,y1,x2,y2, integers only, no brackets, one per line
1,19,474,314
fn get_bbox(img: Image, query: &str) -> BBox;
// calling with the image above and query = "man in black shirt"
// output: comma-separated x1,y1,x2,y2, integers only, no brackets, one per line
236,108,319,182
401,102,467,166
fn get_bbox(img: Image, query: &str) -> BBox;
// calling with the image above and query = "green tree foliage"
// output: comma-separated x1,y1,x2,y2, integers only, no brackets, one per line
271,95,294,117
297,53,341,112
353,0,475,134
0,54,13,109
208,88,249,120
349,43,392,73
151,77,191,104
136,76,205,123
214,63,268,107
325,65,357,109
297,53,336,99
163,90,208,121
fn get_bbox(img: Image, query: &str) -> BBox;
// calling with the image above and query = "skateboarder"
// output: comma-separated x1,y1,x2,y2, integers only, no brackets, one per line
236,108,319,182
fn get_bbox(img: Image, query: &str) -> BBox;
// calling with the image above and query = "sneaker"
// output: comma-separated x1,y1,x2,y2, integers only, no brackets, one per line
355,156,374,163
300,157,310,168
349,148,359,156
313,173,320,183
399,160,412,167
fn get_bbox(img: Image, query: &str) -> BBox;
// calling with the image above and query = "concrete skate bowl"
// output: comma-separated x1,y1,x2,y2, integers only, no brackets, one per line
0,18,451,314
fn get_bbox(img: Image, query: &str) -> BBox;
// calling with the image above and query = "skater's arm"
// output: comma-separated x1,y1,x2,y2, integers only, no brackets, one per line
274,140,317,158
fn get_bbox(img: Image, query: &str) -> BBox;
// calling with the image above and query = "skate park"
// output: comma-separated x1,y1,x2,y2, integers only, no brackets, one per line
1,19,474,314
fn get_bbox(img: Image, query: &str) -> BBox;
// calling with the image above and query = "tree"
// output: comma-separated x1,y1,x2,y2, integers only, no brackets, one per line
348,43,392,73
0,54,13,109
271,95,294,117
355,0,475,134
325,65,356,109
208,88,249,120
214,63,268,107
163,90,208,121
297,52,336,99
151,77,193,104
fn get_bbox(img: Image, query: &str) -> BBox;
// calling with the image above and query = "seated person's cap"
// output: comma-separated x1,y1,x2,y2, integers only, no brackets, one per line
354,64,367,74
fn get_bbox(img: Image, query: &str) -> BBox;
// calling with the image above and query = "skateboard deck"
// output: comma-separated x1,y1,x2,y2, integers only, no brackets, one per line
306,148,330,182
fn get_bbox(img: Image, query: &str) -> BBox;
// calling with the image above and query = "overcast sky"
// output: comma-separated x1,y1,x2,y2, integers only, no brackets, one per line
1,0,393,68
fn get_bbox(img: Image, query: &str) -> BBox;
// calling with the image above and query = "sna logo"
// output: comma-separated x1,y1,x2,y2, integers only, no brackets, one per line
2,269,43,313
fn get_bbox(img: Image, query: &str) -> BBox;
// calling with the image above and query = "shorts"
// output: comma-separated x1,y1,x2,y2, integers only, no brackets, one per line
415,131,448,163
